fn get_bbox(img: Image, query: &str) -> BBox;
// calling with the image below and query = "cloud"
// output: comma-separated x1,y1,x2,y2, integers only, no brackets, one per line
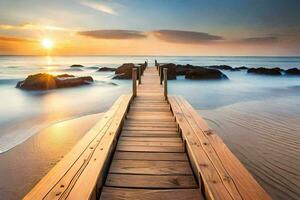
0,23,71,31
81,1,117,15
0,35,37,43
239,36,278,44
78,30,147,39
152,30,223,44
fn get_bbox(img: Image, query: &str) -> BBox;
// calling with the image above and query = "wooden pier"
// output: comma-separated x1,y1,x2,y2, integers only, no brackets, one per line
24,64,271,200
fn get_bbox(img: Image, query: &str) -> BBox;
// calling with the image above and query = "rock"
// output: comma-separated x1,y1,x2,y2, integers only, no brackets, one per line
159,63,177,80
70,64,84,68
176,64,196,75
97,67,116,72
113,63,135,79
208,65,233,70
56,74,75,78
185,68,228,80
235,66,248,70
247,67,282,75
16,73,93,90
56,76,93,88
285,68,300,75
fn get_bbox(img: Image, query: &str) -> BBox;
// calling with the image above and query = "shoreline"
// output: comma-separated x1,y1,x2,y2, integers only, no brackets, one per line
0,112,103,200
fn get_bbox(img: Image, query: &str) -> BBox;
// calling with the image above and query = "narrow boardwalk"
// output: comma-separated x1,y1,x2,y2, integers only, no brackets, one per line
100,67,203,199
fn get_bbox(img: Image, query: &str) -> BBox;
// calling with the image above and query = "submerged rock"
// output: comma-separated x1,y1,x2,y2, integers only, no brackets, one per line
185,68,228,80
285,68,300,75
16,73,93,90
247,67,282,75
70,64,84,68
97,67,116,72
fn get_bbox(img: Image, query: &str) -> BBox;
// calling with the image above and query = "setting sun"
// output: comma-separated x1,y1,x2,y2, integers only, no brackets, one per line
41,38,54,49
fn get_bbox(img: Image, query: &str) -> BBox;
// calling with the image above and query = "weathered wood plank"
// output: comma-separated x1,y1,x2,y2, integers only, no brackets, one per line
119,137,182,142
118,140,182,147
100,187,204,200
109,160,193,175
113,152,188,161
117,145,185,153
106,174,198,189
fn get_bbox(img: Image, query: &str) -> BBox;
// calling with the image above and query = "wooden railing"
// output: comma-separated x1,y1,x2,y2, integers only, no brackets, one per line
168,95,271,200
23,94,133,200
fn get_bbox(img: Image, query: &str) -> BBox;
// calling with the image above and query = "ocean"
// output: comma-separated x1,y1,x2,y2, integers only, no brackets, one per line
0,56,299,199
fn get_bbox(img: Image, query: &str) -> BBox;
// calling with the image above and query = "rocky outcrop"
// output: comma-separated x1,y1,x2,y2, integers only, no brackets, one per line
185,68,228,80
97,67,116,72
235,66,248,70
208,65,233,70
70,64,84,68
176,64,196,75
285,68,300,75
113,63,136,79
113,62,147,79
159,63,177,80
16,73,93,90
247,67,282,75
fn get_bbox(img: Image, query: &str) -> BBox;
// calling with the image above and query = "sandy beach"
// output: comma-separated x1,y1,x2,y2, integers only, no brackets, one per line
0,113,103,200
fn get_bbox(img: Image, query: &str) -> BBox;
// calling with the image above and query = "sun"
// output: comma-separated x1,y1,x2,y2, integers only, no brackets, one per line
41,38,54,49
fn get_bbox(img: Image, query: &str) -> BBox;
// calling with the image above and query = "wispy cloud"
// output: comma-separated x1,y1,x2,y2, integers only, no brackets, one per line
78,29,147,39
0,23,71,31
0,35,37,43
81,1,117,15
152,30,223,44
239,36,278,44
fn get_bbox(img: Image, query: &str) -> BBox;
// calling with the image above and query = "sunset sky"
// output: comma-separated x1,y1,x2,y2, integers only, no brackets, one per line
0,0,299,56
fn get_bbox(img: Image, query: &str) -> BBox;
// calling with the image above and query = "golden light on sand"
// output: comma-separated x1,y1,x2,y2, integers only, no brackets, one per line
42,38,54,49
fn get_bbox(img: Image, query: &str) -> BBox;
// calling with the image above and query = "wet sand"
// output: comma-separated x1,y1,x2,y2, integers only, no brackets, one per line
200,97,300,200
0,113,103,200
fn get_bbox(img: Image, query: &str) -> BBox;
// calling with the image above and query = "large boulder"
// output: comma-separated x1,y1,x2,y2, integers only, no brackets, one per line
159,63,177,80
176,64,196,75
247,67,282,75
97,67,116,72
113,63,144,79
70,64,84,68
185,68,228,80
285,68,300,75
113,63,135,79
16,73,93,90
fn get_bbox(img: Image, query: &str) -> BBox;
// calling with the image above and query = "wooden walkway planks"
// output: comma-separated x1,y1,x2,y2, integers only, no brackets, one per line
24,65,271,200
100,67,203,200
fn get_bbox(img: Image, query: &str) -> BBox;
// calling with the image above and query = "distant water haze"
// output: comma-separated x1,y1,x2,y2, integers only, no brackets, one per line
0,56,299,199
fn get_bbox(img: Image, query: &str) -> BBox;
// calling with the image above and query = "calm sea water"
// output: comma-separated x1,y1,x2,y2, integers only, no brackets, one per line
0,56,299,199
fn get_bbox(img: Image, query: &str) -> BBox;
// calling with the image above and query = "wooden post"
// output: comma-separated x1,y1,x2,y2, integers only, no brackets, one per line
138,66,142,84
132,68,137,97
163,68,168,100
160,67,163,85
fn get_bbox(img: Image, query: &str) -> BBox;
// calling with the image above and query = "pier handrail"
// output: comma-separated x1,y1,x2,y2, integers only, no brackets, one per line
168,95,271,200
23,94,133,200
